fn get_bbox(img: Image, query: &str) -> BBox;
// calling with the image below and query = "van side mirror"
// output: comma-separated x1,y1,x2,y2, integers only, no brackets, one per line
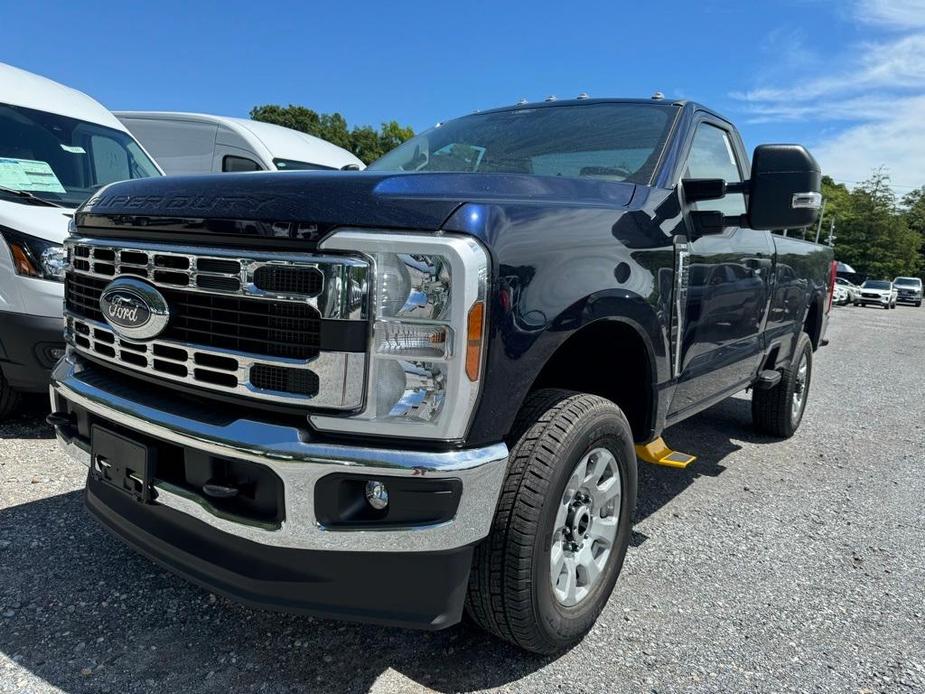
747,144,821,230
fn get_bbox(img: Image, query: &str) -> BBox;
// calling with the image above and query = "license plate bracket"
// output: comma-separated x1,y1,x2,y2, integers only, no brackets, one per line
90,425,156,503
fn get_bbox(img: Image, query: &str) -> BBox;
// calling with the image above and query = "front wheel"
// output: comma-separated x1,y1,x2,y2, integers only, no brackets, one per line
466,389,637,654
752,332,812,438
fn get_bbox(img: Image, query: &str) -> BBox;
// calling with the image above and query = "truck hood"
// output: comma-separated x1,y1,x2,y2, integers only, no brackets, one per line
0,200,74,243
76,171,637,237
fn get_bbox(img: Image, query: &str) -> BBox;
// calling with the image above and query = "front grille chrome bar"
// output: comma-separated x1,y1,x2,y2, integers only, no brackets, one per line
65,313,365,410
66,237,370,320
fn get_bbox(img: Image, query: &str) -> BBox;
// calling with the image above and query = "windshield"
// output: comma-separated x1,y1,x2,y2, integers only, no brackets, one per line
893,277,921,287
273,158,336,171
368,102,678,184
862,280,891,289
0,103,160,208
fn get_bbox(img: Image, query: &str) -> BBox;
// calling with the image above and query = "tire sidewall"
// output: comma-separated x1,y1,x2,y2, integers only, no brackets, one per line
789,334,813,431
531,404,637,646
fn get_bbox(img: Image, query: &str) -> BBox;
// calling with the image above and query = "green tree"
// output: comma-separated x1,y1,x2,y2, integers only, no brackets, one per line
249,104,413,164
830,169,922,278
901,186,925,276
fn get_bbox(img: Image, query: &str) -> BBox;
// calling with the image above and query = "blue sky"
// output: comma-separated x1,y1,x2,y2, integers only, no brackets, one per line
3,0,923,191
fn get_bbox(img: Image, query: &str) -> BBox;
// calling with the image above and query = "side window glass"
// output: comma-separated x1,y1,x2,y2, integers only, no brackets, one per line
222,155,262,173
685,124,746,216
90,135,131,185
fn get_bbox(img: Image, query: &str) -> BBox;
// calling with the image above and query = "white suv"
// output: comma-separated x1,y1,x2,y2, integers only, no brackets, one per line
893,277,922,307
855,279,897,309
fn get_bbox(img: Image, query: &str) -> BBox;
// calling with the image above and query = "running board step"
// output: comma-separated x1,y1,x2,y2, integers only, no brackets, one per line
755,369,782,390
634,438,697,469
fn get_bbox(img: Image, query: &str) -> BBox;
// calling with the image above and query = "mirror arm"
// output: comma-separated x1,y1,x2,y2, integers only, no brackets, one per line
726,180,750,195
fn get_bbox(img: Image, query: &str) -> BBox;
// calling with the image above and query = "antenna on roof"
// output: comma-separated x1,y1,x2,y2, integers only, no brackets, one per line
577,92,590,100
544,95,558,102
651,91,665,101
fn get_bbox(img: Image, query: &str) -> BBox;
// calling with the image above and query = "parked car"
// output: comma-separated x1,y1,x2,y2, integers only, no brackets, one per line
833,283,850,305
116,112,365,175
50,97,831,654
0,62,162,418
855,279,897,309
835,276,860,304
892,276,922,306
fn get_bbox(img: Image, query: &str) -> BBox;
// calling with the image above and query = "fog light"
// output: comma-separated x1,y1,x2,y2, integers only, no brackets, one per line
365,480,389,510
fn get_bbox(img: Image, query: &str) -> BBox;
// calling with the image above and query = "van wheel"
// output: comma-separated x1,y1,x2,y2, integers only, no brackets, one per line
0,370,21,421
752,332,812,438
465,389,637,654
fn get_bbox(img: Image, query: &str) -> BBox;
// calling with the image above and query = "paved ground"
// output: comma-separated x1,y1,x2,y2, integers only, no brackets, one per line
1,303,923,694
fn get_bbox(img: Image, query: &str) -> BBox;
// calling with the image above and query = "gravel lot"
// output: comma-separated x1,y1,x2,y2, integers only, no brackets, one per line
1,304,923,694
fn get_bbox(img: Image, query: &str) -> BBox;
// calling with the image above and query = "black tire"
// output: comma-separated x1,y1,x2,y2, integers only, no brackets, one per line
465,389,637,654
752,332,812,438
916,301,922,308
0,369,22,421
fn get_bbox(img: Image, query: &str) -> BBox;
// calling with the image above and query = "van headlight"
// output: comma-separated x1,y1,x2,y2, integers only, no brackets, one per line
0,228,67,281
312,230,488,441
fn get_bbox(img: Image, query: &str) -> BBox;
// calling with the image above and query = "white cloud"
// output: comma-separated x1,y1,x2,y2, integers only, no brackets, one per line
856,0,925,28
732,0,925,188
811,96,925,189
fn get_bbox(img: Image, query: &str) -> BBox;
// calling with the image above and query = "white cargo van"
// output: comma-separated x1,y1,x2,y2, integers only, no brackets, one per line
0,62,162,417
115,112,365,175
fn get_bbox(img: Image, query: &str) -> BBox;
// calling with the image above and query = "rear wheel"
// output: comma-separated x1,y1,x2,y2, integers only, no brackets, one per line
466,389,637,654
0,370,22,421
752,332,812,438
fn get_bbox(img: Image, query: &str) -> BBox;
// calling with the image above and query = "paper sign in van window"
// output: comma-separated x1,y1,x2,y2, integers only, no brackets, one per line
0,158,67,194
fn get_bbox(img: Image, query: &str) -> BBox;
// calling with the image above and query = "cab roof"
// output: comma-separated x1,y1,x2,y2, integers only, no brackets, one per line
0,61,127,132
467,97,731,126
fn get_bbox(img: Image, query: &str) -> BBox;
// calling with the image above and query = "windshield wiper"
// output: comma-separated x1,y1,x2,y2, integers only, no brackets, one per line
0,185,66,208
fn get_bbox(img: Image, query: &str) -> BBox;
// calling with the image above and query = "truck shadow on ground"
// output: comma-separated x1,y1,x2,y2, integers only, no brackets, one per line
0,395,53,440
0,394,775,693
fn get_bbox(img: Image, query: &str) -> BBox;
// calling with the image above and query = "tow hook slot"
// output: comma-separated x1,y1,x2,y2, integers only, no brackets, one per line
202,481,242,499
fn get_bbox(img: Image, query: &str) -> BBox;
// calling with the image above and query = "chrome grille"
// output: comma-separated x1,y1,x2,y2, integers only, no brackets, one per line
64,239,369,408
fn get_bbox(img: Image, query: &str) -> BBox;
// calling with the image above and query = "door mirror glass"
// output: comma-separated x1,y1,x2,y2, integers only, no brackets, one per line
747,144,821,230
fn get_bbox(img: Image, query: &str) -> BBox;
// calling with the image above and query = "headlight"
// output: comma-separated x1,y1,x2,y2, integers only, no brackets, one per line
312,230,489,441
1,228,66,281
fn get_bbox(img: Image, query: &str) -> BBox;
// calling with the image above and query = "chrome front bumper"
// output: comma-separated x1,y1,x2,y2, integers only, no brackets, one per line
50,357,508,553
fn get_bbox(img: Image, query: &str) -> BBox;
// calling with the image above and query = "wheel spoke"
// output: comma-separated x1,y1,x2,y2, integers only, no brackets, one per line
587,515,618,545
562,555,578,604
587,449,612,483
550,542,565,583
592,476,621,509
577,543,601,586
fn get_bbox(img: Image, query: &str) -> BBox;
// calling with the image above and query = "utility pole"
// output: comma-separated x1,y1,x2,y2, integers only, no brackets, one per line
815,198,827,244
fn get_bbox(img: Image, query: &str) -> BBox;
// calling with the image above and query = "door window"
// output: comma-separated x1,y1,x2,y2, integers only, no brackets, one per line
684,124,746,216
222,155,262,172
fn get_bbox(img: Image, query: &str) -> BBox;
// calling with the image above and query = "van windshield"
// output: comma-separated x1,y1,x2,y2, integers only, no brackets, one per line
894,277,921,287
368,102,678,184
0,103,160,208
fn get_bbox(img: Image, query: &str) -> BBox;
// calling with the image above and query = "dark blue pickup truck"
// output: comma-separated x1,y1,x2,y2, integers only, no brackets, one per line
50,97,833,654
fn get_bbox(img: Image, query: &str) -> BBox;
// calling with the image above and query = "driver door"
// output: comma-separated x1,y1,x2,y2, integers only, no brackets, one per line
669,119,773,417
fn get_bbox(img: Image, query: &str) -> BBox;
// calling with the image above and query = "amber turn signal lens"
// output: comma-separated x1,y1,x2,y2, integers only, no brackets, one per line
10,243,39,277
465,300,485,381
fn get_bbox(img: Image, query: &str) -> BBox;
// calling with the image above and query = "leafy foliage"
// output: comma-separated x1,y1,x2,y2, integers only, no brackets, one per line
818,170,922,280
249,104,414,165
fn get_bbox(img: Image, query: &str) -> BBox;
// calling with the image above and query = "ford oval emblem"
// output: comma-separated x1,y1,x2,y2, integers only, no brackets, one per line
99,277,170,340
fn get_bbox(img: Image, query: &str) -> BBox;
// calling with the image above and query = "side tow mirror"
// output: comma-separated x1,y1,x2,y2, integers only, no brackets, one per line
747,144,822,230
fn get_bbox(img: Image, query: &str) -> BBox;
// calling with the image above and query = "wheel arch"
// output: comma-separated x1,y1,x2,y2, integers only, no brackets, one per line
527,316,659,443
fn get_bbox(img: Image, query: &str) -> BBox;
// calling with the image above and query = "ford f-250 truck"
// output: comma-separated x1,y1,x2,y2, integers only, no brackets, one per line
49,98,833,654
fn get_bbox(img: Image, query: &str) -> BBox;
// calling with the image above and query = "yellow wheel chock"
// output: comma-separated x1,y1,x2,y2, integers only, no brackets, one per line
634,437,697,469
